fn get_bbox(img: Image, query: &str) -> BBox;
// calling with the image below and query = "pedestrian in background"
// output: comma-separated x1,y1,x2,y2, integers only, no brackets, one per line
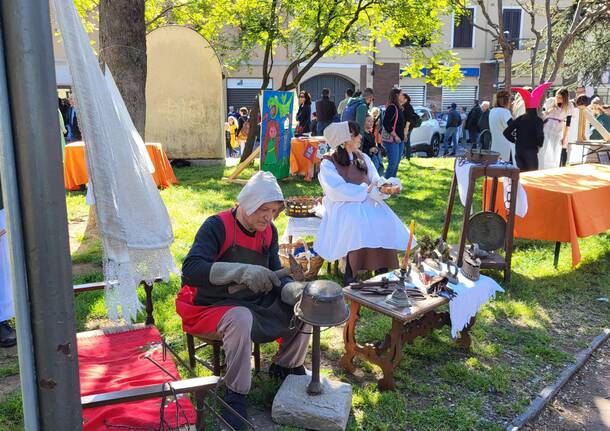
296,91,312,134
478,101,491,149
315,88,337,135
442,103,461,156
381,88,406,178
489,90,515,162
337,88,354,115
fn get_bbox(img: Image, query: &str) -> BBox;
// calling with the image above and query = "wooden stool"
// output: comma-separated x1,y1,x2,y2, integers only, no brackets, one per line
440,160,520,282
186,332,261,376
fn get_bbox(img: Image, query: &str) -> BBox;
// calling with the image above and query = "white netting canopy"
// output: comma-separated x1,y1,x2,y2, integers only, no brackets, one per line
53,0,178,322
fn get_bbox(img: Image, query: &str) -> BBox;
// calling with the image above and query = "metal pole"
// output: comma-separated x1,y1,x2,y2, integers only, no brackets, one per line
0,1,82,429
0,20,40,431
307,326,322,395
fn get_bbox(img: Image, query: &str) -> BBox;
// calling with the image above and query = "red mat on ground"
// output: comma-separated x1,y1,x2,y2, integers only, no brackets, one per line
78,325,196,430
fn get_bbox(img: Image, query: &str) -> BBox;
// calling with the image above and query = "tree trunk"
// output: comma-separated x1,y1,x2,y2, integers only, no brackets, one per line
503,52,512,89
240,97,261,163
99,0,147,138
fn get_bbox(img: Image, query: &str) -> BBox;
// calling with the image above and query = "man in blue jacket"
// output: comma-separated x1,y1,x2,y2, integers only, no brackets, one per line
442,103,461,156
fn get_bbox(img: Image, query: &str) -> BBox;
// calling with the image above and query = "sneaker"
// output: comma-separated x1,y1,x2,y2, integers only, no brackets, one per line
221,388,248,431
0,321,16,348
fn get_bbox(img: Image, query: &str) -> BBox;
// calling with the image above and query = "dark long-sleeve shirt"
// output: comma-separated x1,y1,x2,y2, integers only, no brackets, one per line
361,131,377,156
296,104,311,133
181,212,283,289
503,111,544,153
382,104,406,141
315,97,337,123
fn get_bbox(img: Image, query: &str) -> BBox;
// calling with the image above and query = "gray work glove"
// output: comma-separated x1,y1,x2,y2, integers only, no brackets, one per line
281,281,308,306
209,262,281,294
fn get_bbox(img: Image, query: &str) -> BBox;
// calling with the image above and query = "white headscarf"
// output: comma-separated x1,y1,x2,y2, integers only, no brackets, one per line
237,171,284,215
323,122,351,149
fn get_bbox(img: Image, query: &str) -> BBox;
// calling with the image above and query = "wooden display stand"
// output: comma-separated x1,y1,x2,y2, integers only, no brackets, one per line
223,146,261,184
440,161,520,282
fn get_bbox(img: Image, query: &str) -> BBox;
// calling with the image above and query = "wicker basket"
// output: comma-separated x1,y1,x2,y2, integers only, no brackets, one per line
279,239,324,280
285,196,318,218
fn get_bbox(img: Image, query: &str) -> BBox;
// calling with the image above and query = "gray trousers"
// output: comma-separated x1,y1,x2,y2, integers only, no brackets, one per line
217,306,311,394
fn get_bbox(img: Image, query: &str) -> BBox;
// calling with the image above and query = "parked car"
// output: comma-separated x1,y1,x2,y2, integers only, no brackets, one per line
377,106,442,157
409,106,442,157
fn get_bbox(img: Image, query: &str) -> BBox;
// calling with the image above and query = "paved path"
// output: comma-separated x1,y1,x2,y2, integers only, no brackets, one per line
526,341,610,430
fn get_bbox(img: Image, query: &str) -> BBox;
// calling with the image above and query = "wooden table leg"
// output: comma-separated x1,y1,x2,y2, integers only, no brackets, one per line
376,318,404,391
339,301,361,373
456,315,476,349
553,241,561,268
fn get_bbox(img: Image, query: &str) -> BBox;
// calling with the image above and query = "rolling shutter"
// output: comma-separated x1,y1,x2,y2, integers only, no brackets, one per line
441,86,479,110
227,88,260,111
400,86,426,107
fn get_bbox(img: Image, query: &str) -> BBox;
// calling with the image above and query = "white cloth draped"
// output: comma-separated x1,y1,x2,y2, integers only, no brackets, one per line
53,0,178,322
0,210,14,322
313,154,413,261
455,160,528,218
370,266,504,338
489,107,514,162
539,98,574,170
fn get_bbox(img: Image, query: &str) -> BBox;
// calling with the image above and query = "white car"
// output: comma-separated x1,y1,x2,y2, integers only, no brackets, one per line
409,106,442,157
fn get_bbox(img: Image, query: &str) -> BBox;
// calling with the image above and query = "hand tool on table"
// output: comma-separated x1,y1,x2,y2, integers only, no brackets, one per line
349,277,402,296
227,255,305,294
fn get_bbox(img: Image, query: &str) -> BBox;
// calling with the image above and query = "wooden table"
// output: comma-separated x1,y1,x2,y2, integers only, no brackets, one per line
63,141,178,190
340,282,475,391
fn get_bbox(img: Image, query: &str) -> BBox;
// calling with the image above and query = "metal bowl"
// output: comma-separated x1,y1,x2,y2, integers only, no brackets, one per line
294,280,349,327
465,149,500,165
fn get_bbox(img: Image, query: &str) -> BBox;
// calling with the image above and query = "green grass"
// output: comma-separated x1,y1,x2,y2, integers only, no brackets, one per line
1,157,609,430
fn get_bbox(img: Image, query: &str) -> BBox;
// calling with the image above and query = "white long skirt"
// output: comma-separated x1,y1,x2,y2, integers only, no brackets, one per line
539,122,563,170
0,209,14,322
313,197,412,262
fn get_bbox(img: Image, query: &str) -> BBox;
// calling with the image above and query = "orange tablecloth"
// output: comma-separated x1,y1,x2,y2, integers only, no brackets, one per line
491,164,610,266
64,142,178,190
289,137,326,181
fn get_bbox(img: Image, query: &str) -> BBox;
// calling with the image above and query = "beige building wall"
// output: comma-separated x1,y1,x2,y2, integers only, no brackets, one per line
145,26,224,159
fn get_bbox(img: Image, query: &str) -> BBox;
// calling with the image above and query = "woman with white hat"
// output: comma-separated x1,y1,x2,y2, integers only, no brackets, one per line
314,121,414,285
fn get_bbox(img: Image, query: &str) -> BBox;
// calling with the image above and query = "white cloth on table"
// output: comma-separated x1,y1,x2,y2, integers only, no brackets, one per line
280,216,322,243
489,107,514,162
0,210,14,322
455,159,528,218
539,98,574,170
313,153,413,261
372,264,504,338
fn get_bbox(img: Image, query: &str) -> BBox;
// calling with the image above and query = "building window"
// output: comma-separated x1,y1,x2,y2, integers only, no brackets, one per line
502,9,522,48
453,8,474,48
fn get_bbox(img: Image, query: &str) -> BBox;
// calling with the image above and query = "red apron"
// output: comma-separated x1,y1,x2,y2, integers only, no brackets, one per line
176,209,273,335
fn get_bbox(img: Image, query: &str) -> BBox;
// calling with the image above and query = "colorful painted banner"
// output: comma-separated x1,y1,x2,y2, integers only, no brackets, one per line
260,90,294,179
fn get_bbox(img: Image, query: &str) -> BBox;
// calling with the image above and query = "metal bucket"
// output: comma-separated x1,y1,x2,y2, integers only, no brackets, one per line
294,280,349,327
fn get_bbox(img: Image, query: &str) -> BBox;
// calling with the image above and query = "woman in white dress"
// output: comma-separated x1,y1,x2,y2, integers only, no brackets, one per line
313,121,413,285
489,90,515,162
540,88,574,169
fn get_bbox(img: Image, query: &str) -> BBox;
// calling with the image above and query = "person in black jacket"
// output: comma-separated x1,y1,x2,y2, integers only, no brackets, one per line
315,88,337,135
465,100,482,146
401,93,419,160
361,115,383,174
295,91,312,135
382,88,406,178
503,108,544,172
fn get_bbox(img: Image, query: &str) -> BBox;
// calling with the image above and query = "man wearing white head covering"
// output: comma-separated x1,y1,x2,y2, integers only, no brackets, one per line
176,171,310,430
315,121,414,284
